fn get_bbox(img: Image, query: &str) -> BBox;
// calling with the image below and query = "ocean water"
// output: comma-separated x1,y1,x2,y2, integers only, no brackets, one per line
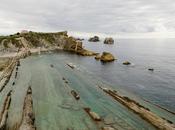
0,38,175,129
80,38,175,112
0,54,158,130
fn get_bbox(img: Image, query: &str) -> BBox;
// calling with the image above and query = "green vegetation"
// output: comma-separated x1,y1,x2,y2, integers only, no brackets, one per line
0,31,68,48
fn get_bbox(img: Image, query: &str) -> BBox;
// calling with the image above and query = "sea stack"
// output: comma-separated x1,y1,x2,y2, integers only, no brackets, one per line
104,37,114,44
88,36,100,42
100,52,115,62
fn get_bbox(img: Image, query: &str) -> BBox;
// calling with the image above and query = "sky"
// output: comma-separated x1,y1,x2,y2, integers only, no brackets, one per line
0,0,175,38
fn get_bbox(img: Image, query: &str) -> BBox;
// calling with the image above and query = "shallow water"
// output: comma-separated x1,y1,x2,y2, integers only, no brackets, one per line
0,38,175,129
0,54,160,130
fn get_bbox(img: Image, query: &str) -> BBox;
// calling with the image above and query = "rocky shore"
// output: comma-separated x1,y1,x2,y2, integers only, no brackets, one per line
0,31,97,58
99,86,175,130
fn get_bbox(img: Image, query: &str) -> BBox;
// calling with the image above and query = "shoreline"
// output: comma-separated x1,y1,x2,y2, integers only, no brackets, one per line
0,49,175,129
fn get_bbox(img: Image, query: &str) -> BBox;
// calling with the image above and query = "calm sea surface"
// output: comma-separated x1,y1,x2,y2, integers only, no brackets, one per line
73,38,175,112
1,39,175,129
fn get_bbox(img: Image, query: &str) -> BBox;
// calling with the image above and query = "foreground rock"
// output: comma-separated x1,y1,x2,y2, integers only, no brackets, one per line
100,52,115,62
104,37,114,44
88,36,100,42
84,108,101,121
99,87,175,130
19,86,36,130
0,91,12,129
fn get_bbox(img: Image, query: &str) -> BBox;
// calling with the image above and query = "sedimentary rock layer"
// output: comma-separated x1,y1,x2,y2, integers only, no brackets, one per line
19,86,36,130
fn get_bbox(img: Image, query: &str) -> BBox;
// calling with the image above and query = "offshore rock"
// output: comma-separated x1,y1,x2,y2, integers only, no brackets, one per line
100,52,115,62
88,36,100,42
104,37,114,44
123,61,131,65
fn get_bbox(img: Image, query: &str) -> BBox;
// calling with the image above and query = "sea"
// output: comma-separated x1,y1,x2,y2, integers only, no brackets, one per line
78,38,175,112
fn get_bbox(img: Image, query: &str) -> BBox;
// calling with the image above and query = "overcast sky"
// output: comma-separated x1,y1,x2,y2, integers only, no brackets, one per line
0,0,175,37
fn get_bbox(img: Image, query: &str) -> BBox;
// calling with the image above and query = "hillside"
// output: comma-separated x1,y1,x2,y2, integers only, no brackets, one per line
0,31,97,56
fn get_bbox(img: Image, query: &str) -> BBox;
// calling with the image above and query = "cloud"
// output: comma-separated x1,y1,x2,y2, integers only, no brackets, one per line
0,0,175,36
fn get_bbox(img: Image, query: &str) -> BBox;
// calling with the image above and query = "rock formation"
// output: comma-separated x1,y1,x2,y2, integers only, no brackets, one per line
88,36,100,42
0,91,12,129
0,31,97,56
95,54,101,60
104,38,114,44
123,61,131,65
19,86,36,130
100,52,115,62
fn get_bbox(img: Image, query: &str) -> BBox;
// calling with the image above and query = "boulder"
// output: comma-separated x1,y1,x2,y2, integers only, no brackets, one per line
88,36,100,42
100,52,115,62
123,61,131,65
95,54,101,60
148,68,154,71
104,37,114,44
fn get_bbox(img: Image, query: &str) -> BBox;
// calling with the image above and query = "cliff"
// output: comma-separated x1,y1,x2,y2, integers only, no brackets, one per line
0,31,97,56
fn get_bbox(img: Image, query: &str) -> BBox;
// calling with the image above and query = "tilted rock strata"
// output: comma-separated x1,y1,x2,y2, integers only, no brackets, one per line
19,87,36,130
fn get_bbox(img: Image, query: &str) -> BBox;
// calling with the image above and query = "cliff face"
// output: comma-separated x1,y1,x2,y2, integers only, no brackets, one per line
0,31,97,56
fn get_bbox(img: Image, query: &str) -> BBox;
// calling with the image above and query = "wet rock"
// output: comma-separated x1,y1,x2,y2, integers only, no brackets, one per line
104,38,114,44
100,52,115,62
50,64,54,68
95,54,101,60
0,91,12,129
148,68,154,71
123,61,131,65
77,49,98,56
84,108,101,121
65,81,68,84
12,82,15,86
19,86,36,130
88,36,100,42
71,90,80,100
17,61,20,66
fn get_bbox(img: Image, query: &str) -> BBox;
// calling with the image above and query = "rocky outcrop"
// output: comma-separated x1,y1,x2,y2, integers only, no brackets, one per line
0,91,12,129
0,31,97,56
100,52,115,62
19,86,36,130
95,54,101,60
123,61,131,65
84,108,101,121
148,68,154,71
100,87,175,130
88,36,100,42
61,36,97,56
94,52,116,62
104,38,114,44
